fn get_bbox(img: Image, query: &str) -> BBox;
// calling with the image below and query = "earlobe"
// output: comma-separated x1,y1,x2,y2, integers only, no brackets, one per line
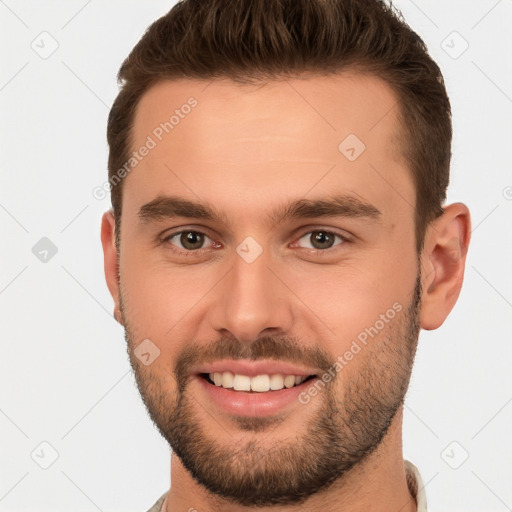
100,210,123,325
419,203,471,330
114,308,124,326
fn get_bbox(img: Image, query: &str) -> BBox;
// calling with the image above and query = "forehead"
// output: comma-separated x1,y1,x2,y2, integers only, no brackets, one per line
125,73,413,224
133,73,402,156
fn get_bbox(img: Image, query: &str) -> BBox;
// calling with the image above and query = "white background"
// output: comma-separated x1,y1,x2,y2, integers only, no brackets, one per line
0,1,511,511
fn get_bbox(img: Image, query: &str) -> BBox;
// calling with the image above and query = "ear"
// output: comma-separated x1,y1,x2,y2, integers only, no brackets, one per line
100,210,123,325
419,203,471,330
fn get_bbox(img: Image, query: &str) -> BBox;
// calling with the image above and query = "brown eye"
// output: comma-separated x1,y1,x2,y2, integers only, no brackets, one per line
179,231,205,250
297,230,344,250
165,231,209,251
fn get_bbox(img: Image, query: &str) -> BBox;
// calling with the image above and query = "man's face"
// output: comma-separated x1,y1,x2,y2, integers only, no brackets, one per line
117,74,421,505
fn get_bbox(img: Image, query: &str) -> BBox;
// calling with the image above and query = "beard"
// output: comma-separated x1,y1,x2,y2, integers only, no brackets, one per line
121,275,421,507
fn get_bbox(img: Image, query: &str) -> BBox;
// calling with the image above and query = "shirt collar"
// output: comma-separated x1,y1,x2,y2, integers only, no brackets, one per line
405,460,428,512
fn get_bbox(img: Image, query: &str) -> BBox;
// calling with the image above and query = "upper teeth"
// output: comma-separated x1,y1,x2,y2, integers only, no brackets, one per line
208,372,309,392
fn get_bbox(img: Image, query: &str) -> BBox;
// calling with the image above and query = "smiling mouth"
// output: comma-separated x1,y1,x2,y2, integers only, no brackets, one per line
199,372,317,393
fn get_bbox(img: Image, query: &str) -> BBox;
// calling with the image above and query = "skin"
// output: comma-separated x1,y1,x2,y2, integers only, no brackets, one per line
101,73,471,512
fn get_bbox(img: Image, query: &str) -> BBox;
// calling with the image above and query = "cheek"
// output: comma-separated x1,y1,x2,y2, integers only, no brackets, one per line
120,249,216,340
286,254,414,338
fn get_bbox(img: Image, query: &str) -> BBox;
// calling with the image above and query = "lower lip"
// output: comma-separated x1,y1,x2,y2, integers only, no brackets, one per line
195,375,318,417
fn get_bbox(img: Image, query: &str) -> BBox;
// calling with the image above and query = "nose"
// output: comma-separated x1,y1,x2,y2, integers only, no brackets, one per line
207,250,294,343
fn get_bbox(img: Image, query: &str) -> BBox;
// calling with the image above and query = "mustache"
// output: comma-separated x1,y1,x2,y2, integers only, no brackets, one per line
174,335,333,388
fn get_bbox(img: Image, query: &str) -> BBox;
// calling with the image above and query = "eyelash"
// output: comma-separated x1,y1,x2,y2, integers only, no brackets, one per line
160,228,352,256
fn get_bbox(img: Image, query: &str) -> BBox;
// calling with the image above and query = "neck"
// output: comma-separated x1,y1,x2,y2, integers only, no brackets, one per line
163,406,416,512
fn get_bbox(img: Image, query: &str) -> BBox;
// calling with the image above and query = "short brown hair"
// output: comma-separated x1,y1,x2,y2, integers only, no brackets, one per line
107,0,451,251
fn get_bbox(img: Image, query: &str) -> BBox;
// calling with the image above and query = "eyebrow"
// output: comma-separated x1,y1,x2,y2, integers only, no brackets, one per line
137,194,382,227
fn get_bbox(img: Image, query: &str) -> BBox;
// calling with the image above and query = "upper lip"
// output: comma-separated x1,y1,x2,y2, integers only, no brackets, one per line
193,359,320,378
